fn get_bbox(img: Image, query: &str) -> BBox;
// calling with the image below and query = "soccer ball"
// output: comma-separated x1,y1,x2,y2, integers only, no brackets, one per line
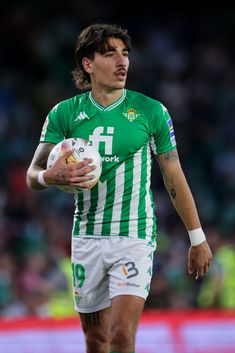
47,137,102,193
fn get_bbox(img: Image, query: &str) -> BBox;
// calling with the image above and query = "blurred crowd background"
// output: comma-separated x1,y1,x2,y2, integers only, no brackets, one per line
1,2,235,317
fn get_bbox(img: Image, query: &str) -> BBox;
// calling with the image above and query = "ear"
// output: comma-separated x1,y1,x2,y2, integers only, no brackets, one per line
82,57,93,74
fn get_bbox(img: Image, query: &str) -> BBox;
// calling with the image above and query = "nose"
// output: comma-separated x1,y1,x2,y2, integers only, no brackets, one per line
116,54,128,67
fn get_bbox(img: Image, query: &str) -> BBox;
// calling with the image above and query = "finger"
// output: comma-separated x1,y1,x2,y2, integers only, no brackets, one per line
76,165,97,176
195,266,204,280
204,263,209,274
63,148,75,157
82,158,93,163
70,175,95,183
76,159,93,167
188,264,193,274
208,257,213,267
77,182,95,189
70,159,94,170
195,271,199,280
61,149,76,164
188,256,194,275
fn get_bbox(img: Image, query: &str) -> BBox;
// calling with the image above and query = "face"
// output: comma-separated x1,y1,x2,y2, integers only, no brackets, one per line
83,37,129,91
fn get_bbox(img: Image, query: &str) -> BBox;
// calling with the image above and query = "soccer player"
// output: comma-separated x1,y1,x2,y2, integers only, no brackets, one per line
26,23,213,353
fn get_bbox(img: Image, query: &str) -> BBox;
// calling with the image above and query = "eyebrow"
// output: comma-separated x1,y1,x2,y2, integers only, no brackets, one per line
97,40,129,55
104,46,129,53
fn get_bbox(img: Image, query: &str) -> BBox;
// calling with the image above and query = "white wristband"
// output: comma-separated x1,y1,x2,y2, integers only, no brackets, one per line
37,170,48,187
188,228,206,246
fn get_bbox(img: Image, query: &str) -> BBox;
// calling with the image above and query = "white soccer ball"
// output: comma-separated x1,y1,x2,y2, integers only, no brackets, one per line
47,137,102,193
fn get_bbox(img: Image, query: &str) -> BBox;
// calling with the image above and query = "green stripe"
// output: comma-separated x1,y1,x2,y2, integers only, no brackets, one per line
85,185,99,235
138,145,147,239
120,157,134,235
149,154,157,239
150,185,157,238
72,192,84,236
101,170,116,235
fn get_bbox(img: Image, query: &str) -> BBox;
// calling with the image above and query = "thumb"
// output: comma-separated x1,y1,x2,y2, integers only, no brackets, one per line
188,265,193,275
61,148,75,164
63,148,75,157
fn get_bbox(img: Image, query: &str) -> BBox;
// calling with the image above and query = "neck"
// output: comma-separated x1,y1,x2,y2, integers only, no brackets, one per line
91,88,124,107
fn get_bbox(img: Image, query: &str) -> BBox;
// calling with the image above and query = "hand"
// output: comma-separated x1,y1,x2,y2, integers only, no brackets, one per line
44,150,96,189
188,241,213,280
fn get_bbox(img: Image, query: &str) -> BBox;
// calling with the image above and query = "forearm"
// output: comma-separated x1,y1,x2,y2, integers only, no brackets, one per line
26,142,54,191
157,151,212,278
164,170,201,230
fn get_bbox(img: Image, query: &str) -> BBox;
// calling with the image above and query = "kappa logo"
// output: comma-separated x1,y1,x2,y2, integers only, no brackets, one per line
74,111,90,121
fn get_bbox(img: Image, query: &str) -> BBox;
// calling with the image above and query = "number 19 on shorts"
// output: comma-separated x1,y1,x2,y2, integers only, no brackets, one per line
72,263,86,288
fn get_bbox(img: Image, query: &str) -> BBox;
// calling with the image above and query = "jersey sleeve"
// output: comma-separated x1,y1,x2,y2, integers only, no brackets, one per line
150,103,177,155
39,102,67,144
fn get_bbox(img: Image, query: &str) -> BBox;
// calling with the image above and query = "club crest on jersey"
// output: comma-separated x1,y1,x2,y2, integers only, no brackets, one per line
122,108,140,122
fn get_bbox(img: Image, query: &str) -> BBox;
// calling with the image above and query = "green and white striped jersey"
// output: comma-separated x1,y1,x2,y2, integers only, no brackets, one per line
40,89,176,241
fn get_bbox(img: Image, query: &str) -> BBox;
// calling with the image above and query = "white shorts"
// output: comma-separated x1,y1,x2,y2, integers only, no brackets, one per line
71,236,156,313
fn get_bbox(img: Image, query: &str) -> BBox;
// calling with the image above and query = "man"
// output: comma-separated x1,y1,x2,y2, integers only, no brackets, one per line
26,23,213,353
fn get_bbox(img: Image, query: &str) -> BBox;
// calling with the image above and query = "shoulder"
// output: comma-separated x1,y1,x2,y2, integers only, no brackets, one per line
125,89,167,113
51,92,89,114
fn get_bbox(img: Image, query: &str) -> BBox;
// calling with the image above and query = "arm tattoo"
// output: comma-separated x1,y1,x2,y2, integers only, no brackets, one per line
170,188,176,199
156,149,178,176
163,149,178,162
156,155,164,175
79,312,101,331
34,143,55,169
51,168,67,182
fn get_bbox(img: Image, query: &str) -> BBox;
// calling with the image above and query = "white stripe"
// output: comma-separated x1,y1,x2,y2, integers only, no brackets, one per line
145,144,154,239
89,94,103,111
106,90,126,111
150,135,157,155
110,162,125,234
93,180,107,235
128,148,143,236
72,193,78,235
89,90,126,111
78,190,91,235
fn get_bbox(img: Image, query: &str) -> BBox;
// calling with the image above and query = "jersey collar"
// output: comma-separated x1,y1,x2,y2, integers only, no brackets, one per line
89,89,126,111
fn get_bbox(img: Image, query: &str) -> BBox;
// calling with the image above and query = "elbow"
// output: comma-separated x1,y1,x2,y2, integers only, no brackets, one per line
26,172,34,190
26,169,38,191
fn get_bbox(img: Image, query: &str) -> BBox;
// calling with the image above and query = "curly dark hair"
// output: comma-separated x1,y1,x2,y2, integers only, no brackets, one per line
72,23,131,90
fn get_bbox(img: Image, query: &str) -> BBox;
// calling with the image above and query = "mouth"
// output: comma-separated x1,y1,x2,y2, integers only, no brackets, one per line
114,69,127,80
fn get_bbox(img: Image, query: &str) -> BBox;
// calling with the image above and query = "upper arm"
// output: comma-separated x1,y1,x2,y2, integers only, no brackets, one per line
156,148,183,180
27,142,55,172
